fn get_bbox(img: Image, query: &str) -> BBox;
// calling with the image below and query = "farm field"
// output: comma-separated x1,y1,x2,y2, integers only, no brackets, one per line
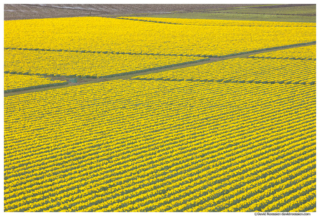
4,17,316,57
142,5,316,23
4,81,316,212
3,4,316,213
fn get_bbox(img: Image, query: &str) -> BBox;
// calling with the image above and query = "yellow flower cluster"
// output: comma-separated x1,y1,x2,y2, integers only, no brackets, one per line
4,17,316,57
4,74,67,92
133,58,316,84
249,45,316,60
119,17,316,27
4,49,205,77
4,80,315,212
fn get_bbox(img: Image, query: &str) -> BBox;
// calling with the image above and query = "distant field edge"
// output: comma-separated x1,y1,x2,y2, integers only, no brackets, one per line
116,17,316,26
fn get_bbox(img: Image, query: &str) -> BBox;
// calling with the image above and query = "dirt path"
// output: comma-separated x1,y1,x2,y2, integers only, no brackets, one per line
4,42,316,97
5,4,257,20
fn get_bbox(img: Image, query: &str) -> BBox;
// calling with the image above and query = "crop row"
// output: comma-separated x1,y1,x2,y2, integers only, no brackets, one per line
5,80,315,211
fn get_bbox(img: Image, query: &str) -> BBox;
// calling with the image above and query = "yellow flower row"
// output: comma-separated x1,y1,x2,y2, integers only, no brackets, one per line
5,80,314,159
4,74,66,92
5,106,314,206
249,45,316,60
261,178,315,212
5,80,315,212
133,58,316,83
167,136,315,212
4,17,316,57
119,17,316,27
276,183,316,212
7,106,307,193
148,138,315,212
4,49,205,77
290,195,316,212
74,132,315,212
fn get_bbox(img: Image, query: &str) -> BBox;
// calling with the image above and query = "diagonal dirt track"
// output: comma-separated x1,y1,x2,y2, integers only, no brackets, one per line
4,42,316,97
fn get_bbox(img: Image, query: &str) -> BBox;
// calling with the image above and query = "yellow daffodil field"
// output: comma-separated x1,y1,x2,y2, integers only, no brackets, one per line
4,81,315,212
4,12,316,213
4,17,315,57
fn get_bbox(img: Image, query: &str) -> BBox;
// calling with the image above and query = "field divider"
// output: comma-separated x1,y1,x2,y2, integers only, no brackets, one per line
4,41,316,58
4,47,212,57
116,17,316,28
131,77,316,86
248,56,316,60
4,82,68,94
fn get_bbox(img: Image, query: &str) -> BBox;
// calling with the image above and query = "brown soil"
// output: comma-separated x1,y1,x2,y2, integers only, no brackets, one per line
209,11,315,16
5,4,258,20
250,4,315,9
